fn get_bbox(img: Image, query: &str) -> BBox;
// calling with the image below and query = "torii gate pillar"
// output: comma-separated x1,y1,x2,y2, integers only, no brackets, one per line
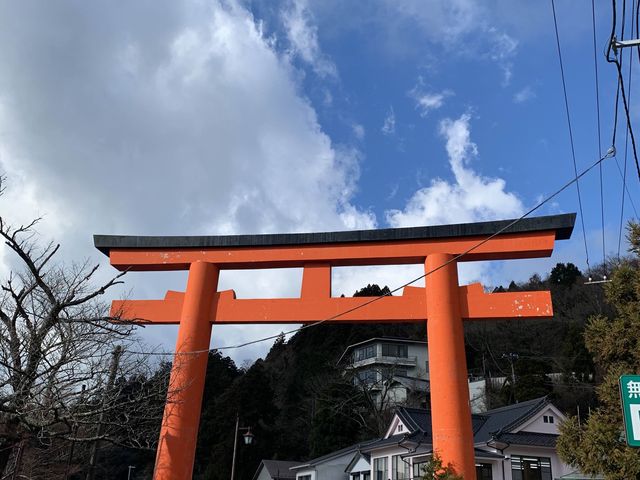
95,213,576,480
426,253,475,476
153,261,219,479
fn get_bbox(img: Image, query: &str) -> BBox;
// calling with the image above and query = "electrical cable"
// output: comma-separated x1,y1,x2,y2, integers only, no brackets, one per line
551,0,591,274
124,149,615,357
592,0,607,271
614,156,639,217
608,2,640,182
617,0,638,257
637,0,640,62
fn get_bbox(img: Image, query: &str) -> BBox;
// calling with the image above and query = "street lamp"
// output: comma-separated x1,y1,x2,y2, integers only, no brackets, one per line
230,413,254,480
242,428,255,446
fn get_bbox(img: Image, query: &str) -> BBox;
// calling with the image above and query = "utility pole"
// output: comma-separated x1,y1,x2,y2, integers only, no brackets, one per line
502,353,519,403
86,346,123,480
230,412,240,480
230,412,254,480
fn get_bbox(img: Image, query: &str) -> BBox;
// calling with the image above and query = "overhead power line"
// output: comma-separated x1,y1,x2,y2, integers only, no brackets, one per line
551,0,591,273
125,148,615,357
607,1,640,182
592,0,607,270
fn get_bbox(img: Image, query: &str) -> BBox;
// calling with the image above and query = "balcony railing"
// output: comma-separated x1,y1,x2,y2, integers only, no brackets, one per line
349,355,418,367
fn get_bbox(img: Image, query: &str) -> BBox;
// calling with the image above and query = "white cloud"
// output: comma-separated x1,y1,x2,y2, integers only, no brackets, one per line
381,1,518,84
381,106,396,135
513,86,536,104
385,113,524,283
386,113,523,225
0,0,370,364
409,83,453,117
415,91,452,116
388,0,482,43
352,123,365,140
487,27,518,86
281,0,337,78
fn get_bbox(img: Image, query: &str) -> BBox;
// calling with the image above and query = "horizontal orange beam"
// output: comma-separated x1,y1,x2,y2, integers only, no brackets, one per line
112,283,553,324
107,231,556,271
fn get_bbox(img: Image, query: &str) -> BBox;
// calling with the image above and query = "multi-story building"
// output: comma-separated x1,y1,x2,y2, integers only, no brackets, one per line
338,337,503,413
338,338,430,407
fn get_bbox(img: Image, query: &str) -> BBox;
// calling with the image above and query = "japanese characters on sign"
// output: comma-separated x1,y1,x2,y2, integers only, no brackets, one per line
619,375,640,447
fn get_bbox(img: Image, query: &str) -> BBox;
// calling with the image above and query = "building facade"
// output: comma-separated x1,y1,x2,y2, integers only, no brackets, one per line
256,397,578,480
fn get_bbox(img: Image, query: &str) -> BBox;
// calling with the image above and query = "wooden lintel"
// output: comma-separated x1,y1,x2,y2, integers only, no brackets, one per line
111,283,553,325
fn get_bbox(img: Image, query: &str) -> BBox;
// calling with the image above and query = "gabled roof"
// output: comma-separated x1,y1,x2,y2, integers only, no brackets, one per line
252,460,302,480
473,397,550,443
345,451,371,473
393,397,552,445
359,432,426,453
291,439,379,470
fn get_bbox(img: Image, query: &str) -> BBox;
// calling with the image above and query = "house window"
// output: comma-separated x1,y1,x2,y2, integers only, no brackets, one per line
382,343,408,358
392,455,410,480
511,455,552,480
351,474,360,480
543,415,554,424
354,345,376,362
298,476,312,480
355,369,378,385
476,463,493,480
412,460,427,478
397,423,403,432
373,457,388,480
362,473,370,480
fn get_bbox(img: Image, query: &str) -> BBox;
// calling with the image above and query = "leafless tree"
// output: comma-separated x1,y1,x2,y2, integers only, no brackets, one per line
0,177,167,477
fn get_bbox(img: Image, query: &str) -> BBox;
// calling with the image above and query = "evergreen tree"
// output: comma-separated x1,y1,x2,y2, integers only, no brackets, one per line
549,262,582,287
557,223,640,479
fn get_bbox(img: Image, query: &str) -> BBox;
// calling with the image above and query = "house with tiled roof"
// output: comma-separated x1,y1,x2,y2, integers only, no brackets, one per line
255,397,575,480
356,396,573,480
252,460,303,480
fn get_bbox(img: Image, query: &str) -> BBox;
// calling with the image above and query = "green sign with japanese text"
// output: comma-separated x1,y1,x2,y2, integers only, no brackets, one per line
620,375,640,447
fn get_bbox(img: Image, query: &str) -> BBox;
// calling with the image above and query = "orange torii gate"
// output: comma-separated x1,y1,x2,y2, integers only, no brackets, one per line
94,213,575,480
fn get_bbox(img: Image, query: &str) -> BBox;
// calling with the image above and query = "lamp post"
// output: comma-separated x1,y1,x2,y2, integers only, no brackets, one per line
230,412,254,480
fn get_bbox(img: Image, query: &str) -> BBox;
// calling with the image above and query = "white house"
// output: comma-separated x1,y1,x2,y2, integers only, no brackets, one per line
356,396,574,480
289,442,378,480
262,396,578,480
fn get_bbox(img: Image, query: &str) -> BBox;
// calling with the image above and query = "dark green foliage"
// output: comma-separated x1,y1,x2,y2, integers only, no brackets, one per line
419,453,463,479
308,373,364,458
549,262,582,287
465,262,606,412
353,284,391,297
506,358,553,404
193,351,241,478
557,223,640,479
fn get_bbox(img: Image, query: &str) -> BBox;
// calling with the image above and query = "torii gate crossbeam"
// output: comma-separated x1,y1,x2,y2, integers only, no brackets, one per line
94,213,575,480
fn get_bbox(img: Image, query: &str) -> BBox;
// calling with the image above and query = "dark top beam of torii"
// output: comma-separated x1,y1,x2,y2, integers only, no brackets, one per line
94,212,575,480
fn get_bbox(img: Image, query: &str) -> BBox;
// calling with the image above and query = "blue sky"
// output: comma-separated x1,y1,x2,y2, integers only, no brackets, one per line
0,0,637,363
